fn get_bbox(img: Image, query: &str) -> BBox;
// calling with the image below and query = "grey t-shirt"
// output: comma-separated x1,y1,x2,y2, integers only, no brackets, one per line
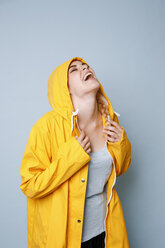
81,141,113,243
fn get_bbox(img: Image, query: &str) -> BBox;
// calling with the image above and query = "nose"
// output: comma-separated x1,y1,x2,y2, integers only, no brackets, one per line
82,64,89,71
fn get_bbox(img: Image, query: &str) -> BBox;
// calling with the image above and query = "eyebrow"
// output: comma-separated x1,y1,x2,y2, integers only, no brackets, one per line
69,62,87,71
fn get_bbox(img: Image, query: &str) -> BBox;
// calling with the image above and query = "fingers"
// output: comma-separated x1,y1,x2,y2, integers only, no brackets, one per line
103,120,123,142
79,130,88,143
108,119,122,132
81,135,90,148
107,136,119,143
76,130,91,154
103,125,119,135
107,119,123,134
83,141,91,151
103,129,119,140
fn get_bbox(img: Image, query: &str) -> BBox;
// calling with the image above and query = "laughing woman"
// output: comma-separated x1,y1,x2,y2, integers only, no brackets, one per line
20,57,132,248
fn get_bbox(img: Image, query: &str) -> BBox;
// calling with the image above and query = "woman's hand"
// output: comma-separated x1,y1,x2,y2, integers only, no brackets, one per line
75,130,92,154
102,119,123,143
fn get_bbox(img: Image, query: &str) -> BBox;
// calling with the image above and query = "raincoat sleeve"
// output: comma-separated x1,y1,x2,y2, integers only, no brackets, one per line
20,124,91,199
108,113,132,177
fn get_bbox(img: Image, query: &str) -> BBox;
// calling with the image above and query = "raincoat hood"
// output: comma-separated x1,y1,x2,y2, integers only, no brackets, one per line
47,56,118,125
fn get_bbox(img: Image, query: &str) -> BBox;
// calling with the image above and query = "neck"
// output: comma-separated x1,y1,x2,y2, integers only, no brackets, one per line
73,95,102,132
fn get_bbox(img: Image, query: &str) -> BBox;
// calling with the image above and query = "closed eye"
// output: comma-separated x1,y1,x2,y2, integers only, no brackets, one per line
71,69,77,73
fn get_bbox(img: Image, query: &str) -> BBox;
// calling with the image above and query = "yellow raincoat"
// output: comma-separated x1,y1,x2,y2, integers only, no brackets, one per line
20,56,132,248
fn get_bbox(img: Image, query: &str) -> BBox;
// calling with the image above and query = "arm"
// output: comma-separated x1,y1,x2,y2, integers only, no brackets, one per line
19,124,91,199
107,113,132,177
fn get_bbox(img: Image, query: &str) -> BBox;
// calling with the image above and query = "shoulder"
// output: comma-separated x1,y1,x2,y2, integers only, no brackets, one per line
31,110,59,132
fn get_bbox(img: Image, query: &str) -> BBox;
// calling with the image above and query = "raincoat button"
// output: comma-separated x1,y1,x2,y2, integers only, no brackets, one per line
77,219,81,223
81,178,85,182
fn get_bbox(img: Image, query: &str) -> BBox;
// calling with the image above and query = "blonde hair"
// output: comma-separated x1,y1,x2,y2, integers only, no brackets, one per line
96,89,110,121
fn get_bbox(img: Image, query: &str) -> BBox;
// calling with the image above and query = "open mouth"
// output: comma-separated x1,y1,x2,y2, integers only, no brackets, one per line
84,73,95,82
86,75,94,80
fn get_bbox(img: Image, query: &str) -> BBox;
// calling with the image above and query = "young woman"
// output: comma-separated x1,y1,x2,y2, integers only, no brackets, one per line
20,56,132,248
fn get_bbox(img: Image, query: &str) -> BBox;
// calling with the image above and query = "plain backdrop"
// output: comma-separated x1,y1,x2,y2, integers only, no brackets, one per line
0,0,164,247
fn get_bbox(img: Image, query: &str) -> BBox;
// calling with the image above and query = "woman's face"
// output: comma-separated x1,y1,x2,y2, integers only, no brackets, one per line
67,60,99,97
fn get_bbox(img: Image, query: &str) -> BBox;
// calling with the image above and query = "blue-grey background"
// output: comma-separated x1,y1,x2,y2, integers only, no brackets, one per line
0,0,164,247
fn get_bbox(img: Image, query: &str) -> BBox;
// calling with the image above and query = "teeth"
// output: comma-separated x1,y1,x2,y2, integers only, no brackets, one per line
84,72,92,81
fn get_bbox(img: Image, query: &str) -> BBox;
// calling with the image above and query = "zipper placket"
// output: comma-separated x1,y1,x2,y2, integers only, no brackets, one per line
103,114,117,248
103,140,116,247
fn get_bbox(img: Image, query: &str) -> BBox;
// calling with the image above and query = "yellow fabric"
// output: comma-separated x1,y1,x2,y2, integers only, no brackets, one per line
20,56,132,248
